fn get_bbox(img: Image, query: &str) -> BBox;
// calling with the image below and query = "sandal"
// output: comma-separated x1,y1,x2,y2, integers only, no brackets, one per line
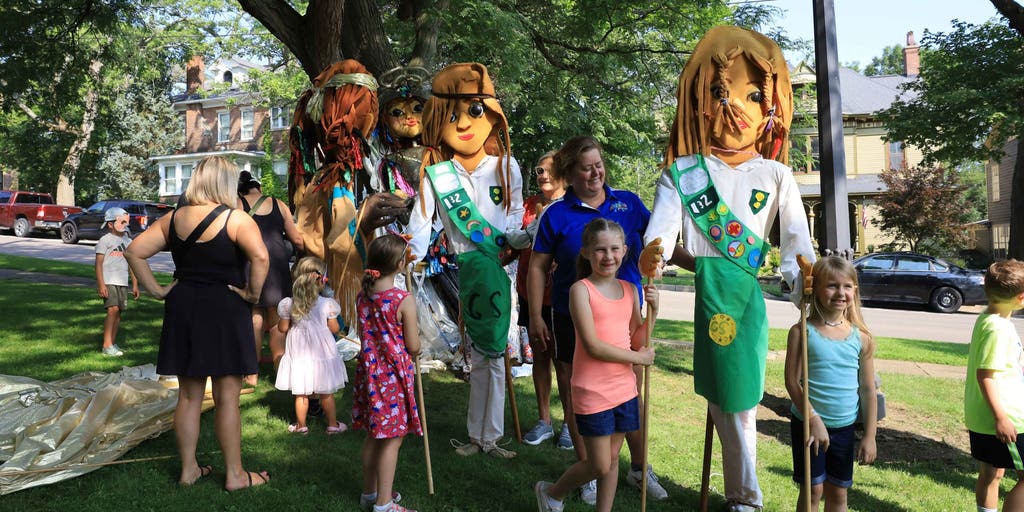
288,423,309,434
326,421,348,435
225,470,270,492
180,464,213,486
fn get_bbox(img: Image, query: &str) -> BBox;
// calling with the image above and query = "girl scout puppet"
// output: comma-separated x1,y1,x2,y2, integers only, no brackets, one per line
406,62,524,458
644,26,815,511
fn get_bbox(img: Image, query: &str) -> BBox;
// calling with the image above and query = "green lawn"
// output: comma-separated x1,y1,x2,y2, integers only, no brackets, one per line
0,255,991,511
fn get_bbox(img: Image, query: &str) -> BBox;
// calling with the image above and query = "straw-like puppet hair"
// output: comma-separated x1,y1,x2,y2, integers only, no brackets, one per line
665,25,793,167
418,62,513,213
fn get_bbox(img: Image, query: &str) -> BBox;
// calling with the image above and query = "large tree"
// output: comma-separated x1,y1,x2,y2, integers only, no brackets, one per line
882,2,1024,259
236,0,774,202
863,44,904,76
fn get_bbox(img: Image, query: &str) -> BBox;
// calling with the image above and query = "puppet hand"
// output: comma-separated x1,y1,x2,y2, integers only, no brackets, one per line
362,192,414,231
639,238,665,279
797,254,814,296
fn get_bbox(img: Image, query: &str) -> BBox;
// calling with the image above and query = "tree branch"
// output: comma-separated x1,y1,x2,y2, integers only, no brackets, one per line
989,0,1024,35
237,0,316,77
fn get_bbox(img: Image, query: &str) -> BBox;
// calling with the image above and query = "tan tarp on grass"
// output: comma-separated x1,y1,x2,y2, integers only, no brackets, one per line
0,365,191,495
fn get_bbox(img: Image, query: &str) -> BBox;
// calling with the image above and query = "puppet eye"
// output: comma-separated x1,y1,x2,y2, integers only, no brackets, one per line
449,111,457,123
412,102,424,113
748,91,764,103
390,108,406,117
468,102,486,118
711,85,727,100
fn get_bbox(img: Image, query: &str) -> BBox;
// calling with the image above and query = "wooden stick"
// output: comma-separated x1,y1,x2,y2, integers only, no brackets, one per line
505,350,523,443
699,409,714,512
640,276,655,512
415,359,434,495
797,255,814,512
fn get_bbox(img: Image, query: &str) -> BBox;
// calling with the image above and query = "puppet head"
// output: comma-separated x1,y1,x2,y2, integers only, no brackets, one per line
377,66,431,149
420,62,513,210
288,59,379,194
665,25,793,166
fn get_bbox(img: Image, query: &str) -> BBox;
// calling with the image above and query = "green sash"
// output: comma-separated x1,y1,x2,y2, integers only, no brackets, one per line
693,257,768,412
426,161,510,358
669,155,768,276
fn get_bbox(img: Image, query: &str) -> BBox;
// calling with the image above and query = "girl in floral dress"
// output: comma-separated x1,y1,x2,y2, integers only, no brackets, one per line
353,234,422,512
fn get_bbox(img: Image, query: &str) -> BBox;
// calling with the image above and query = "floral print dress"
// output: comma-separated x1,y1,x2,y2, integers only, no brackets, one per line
351,287,422,438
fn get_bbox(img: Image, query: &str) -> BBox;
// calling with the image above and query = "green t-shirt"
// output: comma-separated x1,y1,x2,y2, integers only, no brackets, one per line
965,313,1024,434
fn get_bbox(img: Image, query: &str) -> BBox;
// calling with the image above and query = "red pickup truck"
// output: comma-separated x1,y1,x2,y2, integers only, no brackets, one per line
0,190,83,237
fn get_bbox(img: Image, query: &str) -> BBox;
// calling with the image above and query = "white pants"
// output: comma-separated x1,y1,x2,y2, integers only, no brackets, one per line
467,346,506,444
710,403,762,507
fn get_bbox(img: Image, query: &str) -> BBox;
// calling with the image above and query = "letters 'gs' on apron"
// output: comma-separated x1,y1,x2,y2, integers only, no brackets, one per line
426,161,511,358
670,155,769,412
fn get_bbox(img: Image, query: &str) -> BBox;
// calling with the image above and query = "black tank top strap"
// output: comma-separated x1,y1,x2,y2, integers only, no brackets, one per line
182,204,229,248
239,195,252,212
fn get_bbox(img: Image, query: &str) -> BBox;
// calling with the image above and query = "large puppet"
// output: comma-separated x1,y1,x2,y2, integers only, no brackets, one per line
644,26,815,511
375,66,431,213
289,59,399,328
406,63,525,457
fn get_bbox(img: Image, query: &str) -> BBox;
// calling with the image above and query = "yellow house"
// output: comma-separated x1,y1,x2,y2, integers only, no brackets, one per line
788,34,925,255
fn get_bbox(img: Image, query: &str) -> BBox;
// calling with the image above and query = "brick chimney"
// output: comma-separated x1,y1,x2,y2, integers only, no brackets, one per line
186,55,205,94
903,31,920,77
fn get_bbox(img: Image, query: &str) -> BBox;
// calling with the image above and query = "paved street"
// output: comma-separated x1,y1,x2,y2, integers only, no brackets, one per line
3,233,1022,344
0,232,175,273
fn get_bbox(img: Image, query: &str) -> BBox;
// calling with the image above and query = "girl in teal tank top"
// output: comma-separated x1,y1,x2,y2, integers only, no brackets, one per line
784,256,878,511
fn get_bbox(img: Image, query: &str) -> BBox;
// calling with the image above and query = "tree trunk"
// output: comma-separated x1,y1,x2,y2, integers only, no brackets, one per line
989,0,1024,35
239,0,345,80
55,58,103,205
1008,137,1024,259
340,0,397,76
407,0,449,69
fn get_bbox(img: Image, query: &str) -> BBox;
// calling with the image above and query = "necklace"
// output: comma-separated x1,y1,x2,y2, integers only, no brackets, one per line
823,318,844,327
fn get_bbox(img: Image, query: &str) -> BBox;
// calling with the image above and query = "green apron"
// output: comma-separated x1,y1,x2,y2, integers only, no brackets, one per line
693,254,769,413
426,161,511,358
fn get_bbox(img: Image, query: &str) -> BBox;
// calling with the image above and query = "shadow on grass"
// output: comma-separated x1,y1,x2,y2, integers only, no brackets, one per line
759,391,977,506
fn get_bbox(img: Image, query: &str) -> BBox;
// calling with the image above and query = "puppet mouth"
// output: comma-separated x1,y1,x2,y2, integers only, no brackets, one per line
405,120,418,127
458,134,474,141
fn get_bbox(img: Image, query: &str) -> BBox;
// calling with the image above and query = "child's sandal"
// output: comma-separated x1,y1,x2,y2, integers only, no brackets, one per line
326,421,348,435
287,423,309,434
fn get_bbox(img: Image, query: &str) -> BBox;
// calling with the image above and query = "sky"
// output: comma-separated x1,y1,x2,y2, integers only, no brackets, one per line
766,0,1003,67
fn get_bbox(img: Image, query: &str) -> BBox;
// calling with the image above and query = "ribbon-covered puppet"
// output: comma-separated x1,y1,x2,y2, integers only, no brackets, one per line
405,62,525,457
644,26,815,511
288,60,408,328
375,66,431,220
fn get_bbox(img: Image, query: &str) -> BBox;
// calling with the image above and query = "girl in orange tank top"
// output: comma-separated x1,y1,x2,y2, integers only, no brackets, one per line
534,218,659,512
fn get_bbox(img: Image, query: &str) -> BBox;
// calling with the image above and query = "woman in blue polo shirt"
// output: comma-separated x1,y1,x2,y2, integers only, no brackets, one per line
527,135,667,503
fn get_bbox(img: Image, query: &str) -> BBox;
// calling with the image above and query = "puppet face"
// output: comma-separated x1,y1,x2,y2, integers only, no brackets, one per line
440,99,498,164
569,148,605,197
385,97,425,140
709,53,764,152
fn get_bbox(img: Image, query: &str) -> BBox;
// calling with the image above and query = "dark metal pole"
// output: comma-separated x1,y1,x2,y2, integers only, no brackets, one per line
811,0,851,254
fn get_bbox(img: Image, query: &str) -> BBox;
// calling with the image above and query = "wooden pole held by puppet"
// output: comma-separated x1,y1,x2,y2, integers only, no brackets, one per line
406,263,435,495
505,349,523,443
797,254,814,512
638,239,663,512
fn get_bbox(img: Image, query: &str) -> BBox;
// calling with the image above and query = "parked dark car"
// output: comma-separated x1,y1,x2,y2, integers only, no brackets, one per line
853,252,986,313
60,199,173,244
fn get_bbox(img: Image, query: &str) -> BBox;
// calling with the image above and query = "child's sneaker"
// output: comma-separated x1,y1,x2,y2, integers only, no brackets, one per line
626,464,668,500
359,491,402,512
523,420,554,445
579,479,597,505
556,423,573,450
101,345,124,357
534,481,563,512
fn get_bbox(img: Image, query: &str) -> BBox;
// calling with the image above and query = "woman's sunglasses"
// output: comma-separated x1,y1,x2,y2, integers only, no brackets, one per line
533,167,547,176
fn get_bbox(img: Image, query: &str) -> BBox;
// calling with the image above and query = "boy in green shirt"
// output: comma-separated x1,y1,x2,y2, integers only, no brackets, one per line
965,259,1024,512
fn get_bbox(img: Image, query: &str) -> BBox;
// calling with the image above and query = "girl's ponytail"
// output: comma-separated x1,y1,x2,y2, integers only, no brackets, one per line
291,256,327,320
361,234,409,298
361,268,381,299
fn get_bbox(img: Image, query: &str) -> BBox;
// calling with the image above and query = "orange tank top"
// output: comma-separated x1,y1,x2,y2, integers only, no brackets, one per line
571,278,638,415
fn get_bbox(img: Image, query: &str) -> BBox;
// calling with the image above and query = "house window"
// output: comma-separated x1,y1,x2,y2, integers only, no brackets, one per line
273,159,288,176
217,111,231,142
888,141,906,170
271,106,289,130
990,162,1001,202
241,109,254,140
223,70,233,85
160,163,194,196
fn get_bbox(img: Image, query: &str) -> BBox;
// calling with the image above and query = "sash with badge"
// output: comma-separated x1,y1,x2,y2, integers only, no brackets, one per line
426,161,510,358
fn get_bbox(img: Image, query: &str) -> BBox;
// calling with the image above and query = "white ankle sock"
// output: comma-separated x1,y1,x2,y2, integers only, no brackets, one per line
362,492,377,501
977,507,996,512
373,503,391,512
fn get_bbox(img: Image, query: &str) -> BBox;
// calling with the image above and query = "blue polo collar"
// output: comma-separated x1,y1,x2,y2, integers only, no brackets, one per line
564,184,620,210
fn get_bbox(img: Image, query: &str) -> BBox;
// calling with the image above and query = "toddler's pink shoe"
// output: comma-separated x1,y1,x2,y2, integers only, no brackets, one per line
326,421,348,435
